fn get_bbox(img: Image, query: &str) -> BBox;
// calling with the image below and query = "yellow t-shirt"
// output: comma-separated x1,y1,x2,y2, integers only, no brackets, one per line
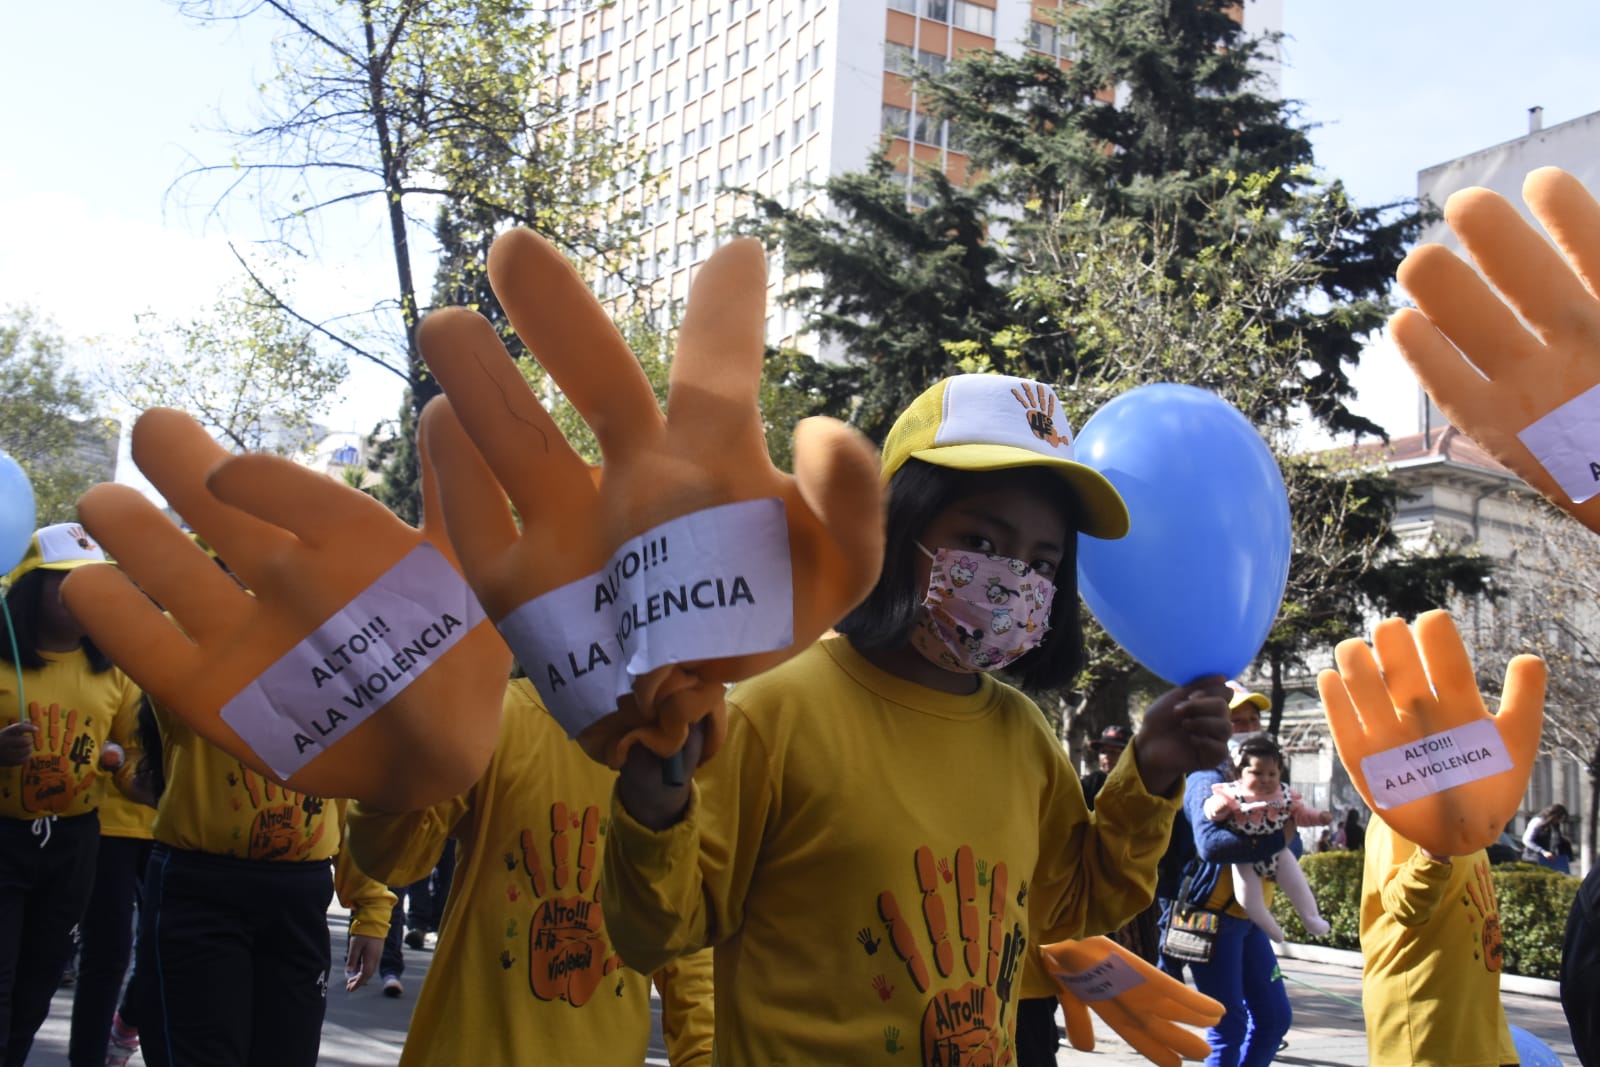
0,649,141,820
345,679,714,1067
602,636,1179,1065
98,790,155,840
150,702,393,936
1361,816,1518,1067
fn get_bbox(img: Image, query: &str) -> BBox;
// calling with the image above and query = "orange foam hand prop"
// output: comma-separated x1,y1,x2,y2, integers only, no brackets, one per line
1318,610,1544,858
1041,937,1222,1067
1393,167,1600,534
417,230,883,768
61,409,511,811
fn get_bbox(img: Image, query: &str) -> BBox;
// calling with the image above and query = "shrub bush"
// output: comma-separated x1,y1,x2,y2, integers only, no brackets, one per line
1267,850,1580,979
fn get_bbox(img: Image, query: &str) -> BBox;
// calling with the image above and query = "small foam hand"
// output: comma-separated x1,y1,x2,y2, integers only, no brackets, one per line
417,229,883,768
1041,936,1222,1067
1318,610,1544,858
1392,166,1600,535
61,408,511,811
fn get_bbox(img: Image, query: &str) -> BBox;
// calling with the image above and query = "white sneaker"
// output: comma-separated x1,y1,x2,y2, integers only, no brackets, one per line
382,974,404,998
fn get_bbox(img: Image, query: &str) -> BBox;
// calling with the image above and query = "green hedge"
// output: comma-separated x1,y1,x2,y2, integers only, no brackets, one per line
1267,851,1580,979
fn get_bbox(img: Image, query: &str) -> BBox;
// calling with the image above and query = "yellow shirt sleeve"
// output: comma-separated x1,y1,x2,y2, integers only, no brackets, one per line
334,798,398,938
345,790,470,889
652,948,715,1067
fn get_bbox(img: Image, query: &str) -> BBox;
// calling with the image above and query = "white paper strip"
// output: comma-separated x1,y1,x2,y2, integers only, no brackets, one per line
498,498,794,738
220,543,487,778
1360,719,1514,811
1051,953,1143,1003
1516,382,1600,504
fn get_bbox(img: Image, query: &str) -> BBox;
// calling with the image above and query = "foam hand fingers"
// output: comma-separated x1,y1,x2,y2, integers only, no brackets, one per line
1060,993,1095,1052
487,228,665,463
1042,937,1220,1065
1322,611,1539,857
1394,166,1600,536
1494,653,1547,773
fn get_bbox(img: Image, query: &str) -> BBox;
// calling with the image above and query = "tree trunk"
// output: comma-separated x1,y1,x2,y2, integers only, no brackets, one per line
1266,653,1285,737
362,1,430,418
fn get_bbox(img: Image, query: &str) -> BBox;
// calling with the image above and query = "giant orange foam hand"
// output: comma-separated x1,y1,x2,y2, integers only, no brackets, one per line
1318,610,1544,858
60,408,511,811
1041,937,1222,1067
417,230,883,768
1393,167,1600,535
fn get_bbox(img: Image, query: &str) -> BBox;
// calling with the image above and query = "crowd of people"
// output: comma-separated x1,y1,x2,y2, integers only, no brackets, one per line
0,351,1596,1067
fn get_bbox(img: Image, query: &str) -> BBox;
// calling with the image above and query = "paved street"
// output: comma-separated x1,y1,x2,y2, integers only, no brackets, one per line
24,903,674,1066
21,923,1581,1065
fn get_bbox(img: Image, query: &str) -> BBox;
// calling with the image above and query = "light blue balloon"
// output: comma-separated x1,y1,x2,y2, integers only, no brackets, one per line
0,453,34,576
1508,1025,1564,1067
1075,384,1290,685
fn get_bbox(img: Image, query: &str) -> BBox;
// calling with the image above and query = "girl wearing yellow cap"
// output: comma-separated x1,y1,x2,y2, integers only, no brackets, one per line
601,374,1235,1065
0,523,143,1064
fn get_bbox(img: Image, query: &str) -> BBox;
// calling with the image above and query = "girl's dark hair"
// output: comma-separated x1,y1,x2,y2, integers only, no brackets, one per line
0,570,113,673
1234,734,1284,775
1536,803,1568,823
834,458,1086,690
135,695,166,801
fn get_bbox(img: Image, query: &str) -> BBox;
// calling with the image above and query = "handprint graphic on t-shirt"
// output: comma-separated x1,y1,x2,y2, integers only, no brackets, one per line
874,844,1022,1066
519,801,622,1006
20,703,98,813
237,767,326,861
1463,857,1504,973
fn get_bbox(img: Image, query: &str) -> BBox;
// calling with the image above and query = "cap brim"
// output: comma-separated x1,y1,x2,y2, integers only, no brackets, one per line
907,444,1130,539
1229,692,1270,711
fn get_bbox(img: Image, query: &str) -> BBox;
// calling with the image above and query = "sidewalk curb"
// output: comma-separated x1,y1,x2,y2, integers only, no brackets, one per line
1275,940,1563,999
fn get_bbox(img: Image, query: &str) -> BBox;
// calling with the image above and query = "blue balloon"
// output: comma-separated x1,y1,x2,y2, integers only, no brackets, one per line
1509,1025,1563,1067
0,453,34,577
1075,384,1290,685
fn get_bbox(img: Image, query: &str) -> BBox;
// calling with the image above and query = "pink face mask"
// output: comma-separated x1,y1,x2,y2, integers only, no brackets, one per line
908,544,1056,674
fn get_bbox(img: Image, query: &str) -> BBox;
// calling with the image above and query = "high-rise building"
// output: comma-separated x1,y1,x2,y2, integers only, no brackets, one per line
555,0,1282,338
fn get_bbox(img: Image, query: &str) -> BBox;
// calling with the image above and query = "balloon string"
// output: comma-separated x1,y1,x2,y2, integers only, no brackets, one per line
0,595,20,723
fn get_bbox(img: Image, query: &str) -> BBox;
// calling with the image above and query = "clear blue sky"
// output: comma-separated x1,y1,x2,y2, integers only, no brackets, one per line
3,1,1598,444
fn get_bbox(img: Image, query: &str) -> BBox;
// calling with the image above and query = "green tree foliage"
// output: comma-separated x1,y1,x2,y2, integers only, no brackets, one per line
743,0,1483,729
175,0,650,414
111,266,347,456
0,308,111,525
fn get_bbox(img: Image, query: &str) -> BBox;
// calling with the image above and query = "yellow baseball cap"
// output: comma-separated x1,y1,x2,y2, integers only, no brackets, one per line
3,523,109,589
880,374,1130,539
1227,681,1270,711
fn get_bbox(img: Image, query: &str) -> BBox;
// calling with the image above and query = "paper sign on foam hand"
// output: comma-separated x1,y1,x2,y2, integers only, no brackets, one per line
60,409,512,812
1392,167,1600,535
416,230,883,769
1318,610,1544,858
1041,937,1222,1067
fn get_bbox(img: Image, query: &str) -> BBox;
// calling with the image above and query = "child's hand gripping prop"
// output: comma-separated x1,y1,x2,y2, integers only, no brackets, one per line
60,409,512,811
1393,167,1600,534
1317,610,1544,858
417,230,883,770
1041,936,1223,1067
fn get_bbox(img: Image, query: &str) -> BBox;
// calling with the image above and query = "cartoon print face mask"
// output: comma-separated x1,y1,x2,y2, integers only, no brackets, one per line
909,544,1056,674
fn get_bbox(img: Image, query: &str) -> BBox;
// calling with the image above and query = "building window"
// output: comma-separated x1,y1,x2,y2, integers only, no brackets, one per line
600,27,616,51
887,0,915,11
737,154,752,181
740,96,755,124
773,130,784,156
882,104,911,139
695,176,710,202
808,103,820,133
923,0,950,23
720,164,733,186
885,41,914,75
951,0,993,35
722,107,737,135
